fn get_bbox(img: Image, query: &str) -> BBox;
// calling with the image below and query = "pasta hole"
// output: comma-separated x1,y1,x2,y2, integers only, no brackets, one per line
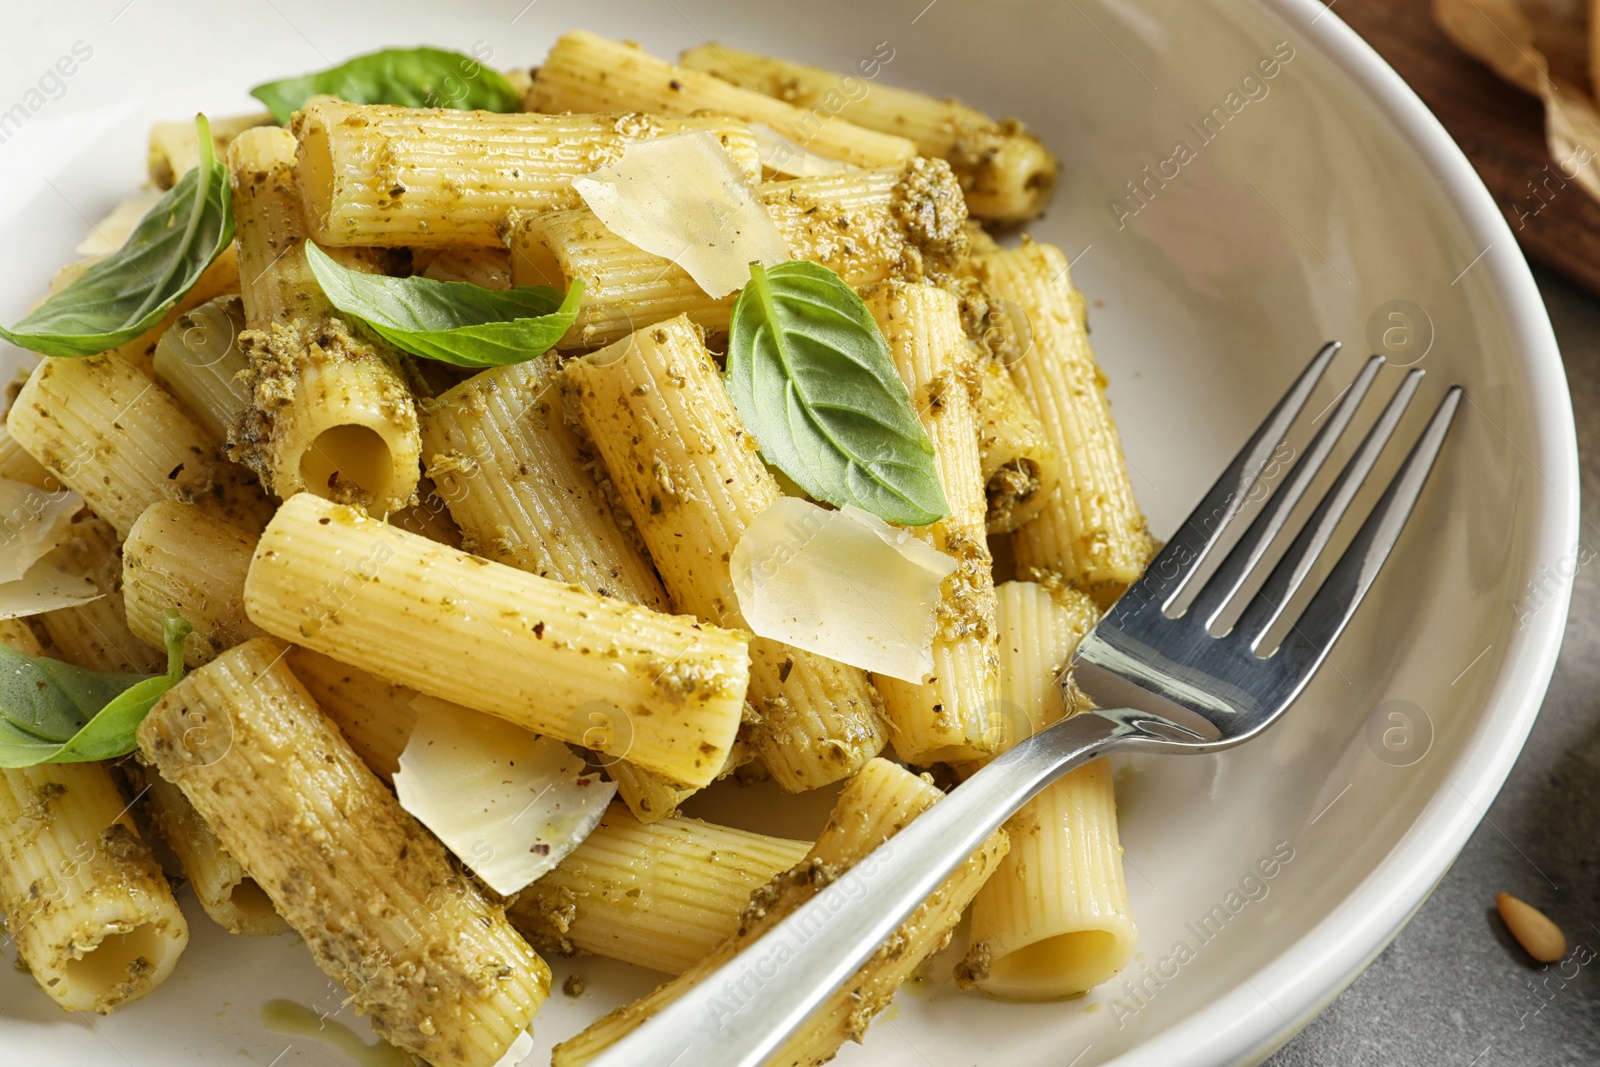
60,923,169,996
983,930,1123,998
297,115,335,232
512,236,566,289
300,424,394,506
229,878,275,919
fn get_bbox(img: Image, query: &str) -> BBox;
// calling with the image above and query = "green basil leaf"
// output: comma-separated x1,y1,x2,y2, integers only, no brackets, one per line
0,612,191,768
0,116,233,359
250,47,522,125
726,261,950,526
304,242,583,368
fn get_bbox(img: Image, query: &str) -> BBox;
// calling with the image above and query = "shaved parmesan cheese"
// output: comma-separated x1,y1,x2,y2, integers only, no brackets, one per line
730,498,956,683
394,697,615,896
0,478,99,621
0,478,82,584
76,189,164,256
572,131,791,298
749,123,853,178
0,541,103,620
493,1029,534,1067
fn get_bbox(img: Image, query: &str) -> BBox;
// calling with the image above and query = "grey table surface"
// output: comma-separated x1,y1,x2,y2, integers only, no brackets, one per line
1263,267,1600,1066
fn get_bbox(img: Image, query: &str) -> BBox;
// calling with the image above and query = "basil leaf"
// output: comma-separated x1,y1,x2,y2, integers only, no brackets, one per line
0,612,191,768
0,116,232,359
304,242,583,368
726,262,949,526
250,47,521,124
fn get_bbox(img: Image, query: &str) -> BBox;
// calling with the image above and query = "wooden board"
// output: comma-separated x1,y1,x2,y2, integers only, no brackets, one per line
1334,0,1600,296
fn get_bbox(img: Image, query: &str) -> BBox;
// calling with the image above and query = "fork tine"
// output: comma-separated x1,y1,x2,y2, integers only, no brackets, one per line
1252,384,1461,658
1233,368,1426,645
1140,341,1341,617
1190,354,1385,630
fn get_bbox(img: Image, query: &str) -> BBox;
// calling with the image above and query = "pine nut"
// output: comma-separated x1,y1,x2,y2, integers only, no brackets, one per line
1496,892,1566,963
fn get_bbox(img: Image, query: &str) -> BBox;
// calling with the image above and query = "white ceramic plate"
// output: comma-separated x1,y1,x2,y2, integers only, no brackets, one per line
0,1,1577,1065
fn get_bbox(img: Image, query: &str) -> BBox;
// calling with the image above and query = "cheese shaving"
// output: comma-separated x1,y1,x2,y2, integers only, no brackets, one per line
0,541,103,620
492,1030,534,1067
571,131,791,298
749,123,853,178
0,479,98,620
0,478,82,585
393,698,616,895
730,497,956,682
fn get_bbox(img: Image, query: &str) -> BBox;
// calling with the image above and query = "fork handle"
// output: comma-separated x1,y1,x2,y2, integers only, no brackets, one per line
582,711,1128,1067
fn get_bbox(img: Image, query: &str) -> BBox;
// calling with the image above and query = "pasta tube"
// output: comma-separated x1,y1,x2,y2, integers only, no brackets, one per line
36,515,164,675
422,246,513,289
124,762,286,936
976,357,1060,534
865,283,1001,765
243,493,749,789
119,504,432,784
420,356,669,609
509,158,970,350
122,501,265,667
605,762,694,825
151,295,250,443
295,99,763,248
284,647,419,782
681,43,1058,223
104,245,242,378
962,580,1136,1000
6,354,272,538
566,316,887,792
976,243,1154,592
147,112,274,189
530,32,915,168
287,646,499,789
0,619,189,1014
0,421,56,490
229,126,421,514
553,758,1008,1067
386,476,464,548
509,804,808,975
137,637,548,1067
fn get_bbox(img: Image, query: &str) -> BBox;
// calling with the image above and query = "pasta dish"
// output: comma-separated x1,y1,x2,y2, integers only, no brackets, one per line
0,31,1153,1067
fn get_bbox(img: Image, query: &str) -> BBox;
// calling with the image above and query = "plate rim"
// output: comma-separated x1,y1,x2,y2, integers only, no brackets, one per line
1102,1,1579,1063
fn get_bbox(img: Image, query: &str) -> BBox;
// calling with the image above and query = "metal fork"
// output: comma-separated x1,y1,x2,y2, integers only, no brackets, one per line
584,343,1462,1067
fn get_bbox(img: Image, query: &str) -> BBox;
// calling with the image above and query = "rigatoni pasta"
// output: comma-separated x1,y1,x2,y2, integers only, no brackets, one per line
962,580,1135,999
508,159,970,350
243,492,750,789
284,647,421,783
553,758,1009,1067
121,501,265,667
680,43,1059,223
0,619,189,1014
865,282,1001,765
229,125,422,514
976,243,1154,593
137,637,548,1067
36,514,165,675
510,804,809,975
147,112,274,189
151,295,250,443
530,31,916,168
565,316,887,792
295,99,764,248
125,762,287,937
0,26,1165,1056
5,353,271,538
976,356,1061,534
420,355,669,608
